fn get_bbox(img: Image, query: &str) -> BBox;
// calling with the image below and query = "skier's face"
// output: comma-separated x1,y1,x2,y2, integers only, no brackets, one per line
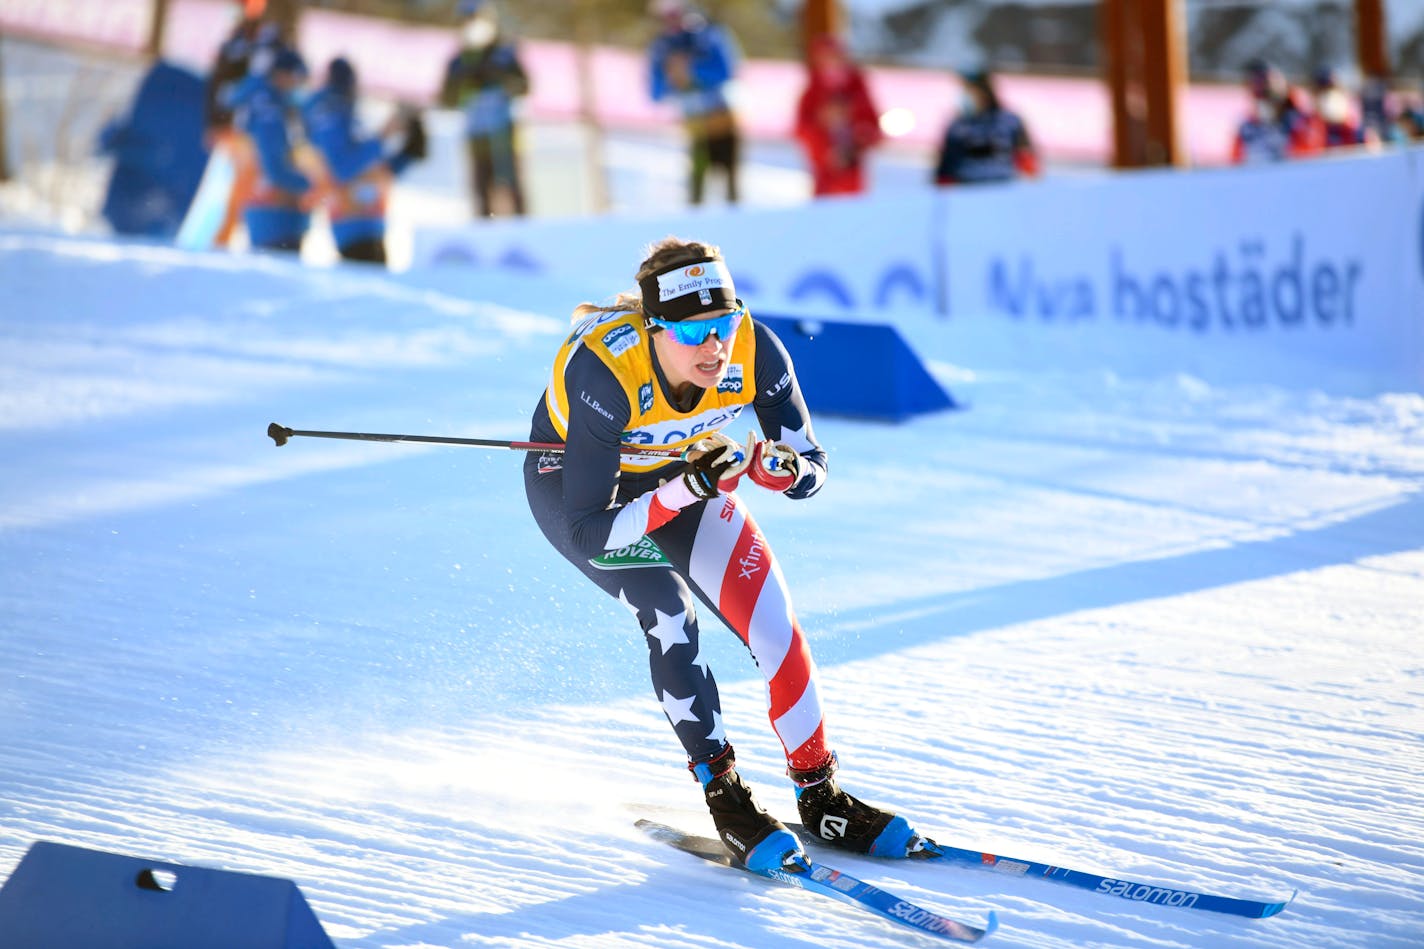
651,307,741,394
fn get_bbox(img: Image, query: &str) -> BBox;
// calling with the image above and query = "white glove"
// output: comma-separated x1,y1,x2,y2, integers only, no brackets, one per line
679,431,751,499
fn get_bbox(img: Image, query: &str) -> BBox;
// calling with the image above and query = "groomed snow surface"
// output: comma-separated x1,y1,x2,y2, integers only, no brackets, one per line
1,230,1421,948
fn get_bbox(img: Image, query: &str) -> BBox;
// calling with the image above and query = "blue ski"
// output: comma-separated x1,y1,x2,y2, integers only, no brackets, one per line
925,843,1293,918
788,823,1294,919
637,819,996,943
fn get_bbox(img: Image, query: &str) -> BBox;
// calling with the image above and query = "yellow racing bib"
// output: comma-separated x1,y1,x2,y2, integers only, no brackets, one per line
545,309,758,472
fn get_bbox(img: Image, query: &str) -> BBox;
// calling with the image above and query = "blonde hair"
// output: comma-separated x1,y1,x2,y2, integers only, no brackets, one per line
572,236,725,321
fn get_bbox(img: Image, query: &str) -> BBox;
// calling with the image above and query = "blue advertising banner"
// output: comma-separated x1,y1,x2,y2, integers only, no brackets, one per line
413,192,941,322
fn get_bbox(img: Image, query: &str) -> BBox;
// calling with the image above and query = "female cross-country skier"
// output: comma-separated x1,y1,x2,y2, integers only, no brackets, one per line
523,236,936,871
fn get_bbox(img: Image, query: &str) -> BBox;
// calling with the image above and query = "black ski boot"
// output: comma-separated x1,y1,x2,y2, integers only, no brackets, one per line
790,752,928,858
693,746,807,872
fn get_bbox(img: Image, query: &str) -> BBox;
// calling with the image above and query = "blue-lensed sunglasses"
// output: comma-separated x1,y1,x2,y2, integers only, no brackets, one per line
646,302,747,346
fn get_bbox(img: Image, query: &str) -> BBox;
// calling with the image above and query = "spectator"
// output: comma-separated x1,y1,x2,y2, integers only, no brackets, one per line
1358,77,1406,148
203,10,282,247
440,0,529,218
204,11,280,136
933,69,1038,186
1230,59,1319,164
230,47,315,253
303,57,427,265
794,34,882,198
648,0,741,205
1307,66,1361,150
1396,88,1424,142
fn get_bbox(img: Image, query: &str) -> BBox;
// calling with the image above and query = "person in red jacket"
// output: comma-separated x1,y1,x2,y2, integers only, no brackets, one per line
794,35,882,198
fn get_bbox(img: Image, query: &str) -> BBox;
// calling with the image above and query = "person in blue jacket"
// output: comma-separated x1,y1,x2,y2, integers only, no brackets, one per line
648,0,742,205
303,57,426,265
230,47,313,253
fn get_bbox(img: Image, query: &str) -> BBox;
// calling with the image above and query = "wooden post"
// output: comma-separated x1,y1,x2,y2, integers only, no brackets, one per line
0,39,10,182
1101,0,1186,168
263,0,301,46
802,0,841,53
1355,0,1389,79
1102,0,1138,169
1140,0,1185,166
146,0,171,60
575,0,610,213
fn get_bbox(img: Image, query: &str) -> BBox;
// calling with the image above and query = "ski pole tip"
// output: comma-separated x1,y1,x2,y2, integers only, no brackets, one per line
268,422,292,447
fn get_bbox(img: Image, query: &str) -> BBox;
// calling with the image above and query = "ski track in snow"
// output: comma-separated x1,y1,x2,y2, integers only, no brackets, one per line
1,231,1423,947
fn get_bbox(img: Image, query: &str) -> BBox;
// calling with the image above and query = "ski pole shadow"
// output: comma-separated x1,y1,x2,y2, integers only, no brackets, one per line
337,886,634,949
342,874,839,949
811,490,1424,662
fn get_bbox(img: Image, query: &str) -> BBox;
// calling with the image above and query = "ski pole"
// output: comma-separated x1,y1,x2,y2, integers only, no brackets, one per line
267,422,682,458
